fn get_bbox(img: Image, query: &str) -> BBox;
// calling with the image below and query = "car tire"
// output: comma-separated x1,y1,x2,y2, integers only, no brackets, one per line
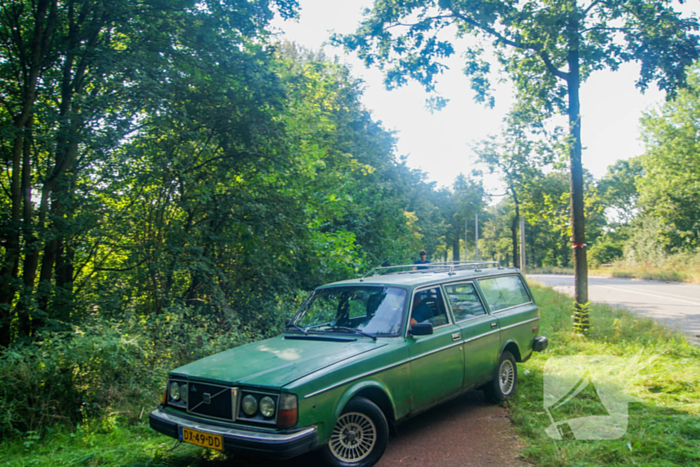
484,350,517,403
322,397,389,467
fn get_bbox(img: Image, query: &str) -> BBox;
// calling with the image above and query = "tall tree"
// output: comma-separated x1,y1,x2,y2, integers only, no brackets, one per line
638,64,700,249
475,121,554,268
0,0,298,346
338,0,699,332
598,157,643,225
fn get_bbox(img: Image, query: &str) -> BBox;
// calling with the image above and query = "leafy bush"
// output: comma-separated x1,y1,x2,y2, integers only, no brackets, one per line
0,297,296,439
588,237,624,267
622,217,672,266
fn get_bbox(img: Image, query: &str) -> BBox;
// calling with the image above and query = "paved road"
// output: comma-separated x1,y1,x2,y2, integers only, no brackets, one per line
529,274,700,346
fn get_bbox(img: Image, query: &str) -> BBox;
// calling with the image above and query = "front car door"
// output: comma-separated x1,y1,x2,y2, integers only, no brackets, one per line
406,286,464,410
442,281,500,388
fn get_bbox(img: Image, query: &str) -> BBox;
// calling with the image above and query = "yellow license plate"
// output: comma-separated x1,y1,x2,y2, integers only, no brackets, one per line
180,426,223,450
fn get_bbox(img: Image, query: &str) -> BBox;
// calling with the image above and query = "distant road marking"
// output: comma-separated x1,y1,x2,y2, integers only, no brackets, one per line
594,285,700,306
593,286,700,303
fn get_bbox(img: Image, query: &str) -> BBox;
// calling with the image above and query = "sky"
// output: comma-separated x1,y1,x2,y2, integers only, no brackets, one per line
270,0,678,192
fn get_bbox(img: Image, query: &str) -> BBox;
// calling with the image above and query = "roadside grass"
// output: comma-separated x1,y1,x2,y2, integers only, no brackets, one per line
595,267,700,284
0,416,230,466
527,262,700,284
527,266,575,275
511,284,700,467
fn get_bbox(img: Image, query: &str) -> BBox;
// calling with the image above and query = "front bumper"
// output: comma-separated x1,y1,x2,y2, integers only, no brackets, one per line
149,408,318,459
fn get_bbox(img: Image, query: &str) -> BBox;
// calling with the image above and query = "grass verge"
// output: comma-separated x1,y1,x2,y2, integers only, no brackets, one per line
510,284,700,466
0,415,231,466
529,265,700,284
592,267,700,284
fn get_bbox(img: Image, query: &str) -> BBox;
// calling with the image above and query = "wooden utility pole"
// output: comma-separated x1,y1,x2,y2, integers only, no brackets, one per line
475,213,479,261
519,216,526,273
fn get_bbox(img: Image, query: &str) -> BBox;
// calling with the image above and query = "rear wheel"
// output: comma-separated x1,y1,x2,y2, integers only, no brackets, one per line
322,397,389,467
484,351,517,403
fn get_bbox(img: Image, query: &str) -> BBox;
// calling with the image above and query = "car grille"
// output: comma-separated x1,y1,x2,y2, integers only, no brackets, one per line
186,381,235,422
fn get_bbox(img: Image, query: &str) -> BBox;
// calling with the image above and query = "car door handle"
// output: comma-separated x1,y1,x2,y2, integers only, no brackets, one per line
490,322,498,328
452,333,460,341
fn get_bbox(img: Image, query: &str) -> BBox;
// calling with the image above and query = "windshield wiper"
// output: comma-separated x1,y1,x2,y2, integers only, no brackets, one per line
304,322,332,332
329,326,377,341
284,321,308,335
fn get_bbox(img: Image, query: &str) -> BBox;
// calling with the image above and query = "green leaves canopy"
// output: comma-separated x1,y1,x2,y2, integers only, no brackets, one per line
638,65,700,249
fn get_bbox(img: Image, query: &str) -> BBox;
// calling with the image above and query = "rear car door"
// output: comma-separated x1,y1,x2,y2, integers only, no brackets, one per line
407,286,464,410
443,282,500,388
477,274,540,360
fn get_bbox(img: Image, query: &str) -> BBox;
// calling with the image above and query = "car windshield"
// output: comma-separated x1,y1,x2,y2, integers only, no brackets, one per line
290,286,408,336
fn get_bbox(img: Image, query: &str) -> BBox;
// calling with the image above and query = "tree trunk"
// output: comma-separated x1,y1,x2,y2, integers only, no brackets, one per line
452,229,460,261
566,24,588,308
567,11,589,332
509,185,521,269
0,0,54,347
510,214,519,269
18,117,41,336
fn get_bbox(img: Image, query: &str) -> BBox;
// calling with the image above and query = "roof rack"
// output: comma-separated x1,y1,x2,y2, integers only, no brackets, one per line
360,260,506,280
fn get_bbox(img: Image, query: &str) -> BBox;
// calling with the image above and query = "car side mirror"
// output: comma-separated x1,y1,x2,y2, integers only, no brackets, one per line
285,318,292,327
411,322,433,336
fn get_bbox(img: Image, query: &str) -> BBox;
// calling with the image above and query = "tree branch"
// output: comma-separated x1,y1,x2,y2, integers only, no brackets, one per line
583,0,603,17
581,26,633,34
538,50,570,81
448,9,570,81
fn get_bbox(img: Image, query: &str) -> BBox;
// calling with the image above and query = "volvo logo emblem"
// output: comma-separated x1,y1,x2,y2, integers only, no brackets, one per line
190,385,197,392
203,393,211,404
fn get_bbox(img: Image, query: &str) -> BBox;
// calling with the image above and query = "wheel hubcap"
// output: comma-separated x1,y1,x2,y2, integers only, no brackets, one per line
499,359,515,395
329,412,377,462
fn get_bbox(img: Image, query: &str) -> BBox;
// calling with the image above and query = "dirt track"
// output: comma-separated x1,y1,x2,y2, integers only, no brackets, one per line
377,391,529,467
229,391,529,467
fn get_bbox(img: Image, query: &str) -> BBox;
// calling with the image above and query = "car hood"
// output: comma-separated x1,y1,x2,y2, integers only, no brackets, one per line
169,334,386,389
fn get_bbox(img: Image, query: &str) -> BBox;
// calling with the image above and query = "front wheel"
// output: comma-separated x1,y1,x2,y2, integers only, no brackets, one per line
322,397,389,467
484,350,517,403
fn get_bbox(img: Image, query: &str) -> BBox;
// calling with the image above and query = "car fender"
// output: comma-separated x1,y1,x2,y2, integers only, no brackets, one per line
333,379,397,422
499,337,522,362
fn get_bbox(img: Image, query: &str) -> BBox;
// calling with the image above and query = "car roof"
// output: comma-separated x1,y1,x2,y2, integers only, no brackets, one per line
318,263,522,291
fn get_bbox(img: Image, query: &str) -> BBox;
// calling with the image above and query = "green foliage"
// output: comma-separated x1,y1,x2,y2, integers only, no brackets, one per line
597,158,643,225
622,217,672,267
352,0,697,103
571,300,590,334
0,301,285,438
588,236,624,267
638,64,700,250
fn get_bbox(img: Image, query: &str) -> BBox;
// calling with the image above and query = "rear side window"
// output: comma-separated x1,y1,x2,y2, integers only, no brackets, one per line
444,283,487,321
478,275,531,312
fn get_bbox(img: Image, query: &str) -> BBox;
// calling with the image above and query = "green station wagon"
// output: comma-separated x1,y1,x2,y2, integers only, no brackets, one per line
149,262,548,466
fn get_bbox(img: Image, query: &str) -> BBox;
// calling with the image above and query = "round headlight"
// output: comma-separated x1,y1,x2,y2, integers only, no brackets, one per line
242,395,258,416
259,396,275,418
180,383,188,404
169,381,180,401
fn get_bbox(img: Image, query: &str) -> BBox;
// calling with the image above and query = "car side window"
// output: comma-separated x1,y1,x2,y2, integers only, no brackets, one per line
444,282,487,321
478,275,531,312
411,287,449,327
